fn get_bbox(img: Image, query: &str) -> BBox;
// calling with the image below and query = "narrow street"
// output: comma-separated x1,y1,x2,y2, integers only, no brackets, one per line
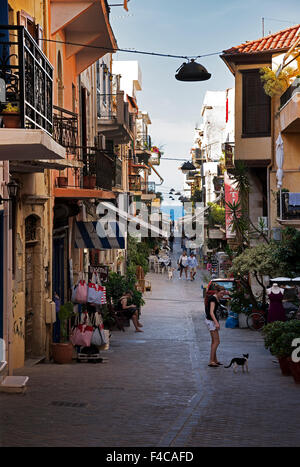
0,242,299,448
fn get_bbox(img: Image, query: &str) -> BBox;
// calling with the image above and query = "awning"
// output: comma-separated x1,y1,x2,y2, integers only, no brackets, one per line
75,221,125,250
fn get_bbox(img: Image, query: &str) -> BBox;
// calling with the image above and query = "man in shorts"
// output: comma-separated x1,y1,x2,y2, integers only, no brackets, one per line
188,252,198,281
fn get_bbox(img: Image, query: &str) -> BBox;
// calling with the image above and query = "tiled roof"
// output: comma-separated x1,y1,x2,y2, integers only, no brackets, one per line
223,25,300,55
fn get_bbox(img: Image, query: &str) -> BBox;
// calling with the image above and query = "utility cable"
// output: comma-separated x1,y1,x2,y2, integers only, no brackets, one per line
40,36,222,61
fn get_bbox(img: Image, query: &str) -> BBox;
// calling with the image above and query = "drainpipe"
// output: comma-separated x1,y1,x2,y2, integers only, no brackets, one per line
3,161,12,375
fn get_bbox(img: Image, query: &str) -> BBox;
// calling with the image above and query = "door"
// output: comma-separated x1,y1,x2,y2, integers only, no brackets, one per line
25,244,35,357
52,237,65,343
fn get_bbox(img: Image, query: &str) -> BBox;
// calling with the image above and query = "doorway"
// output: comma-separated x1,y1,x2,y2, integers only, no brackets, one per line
25,214,39,358
52,236,65,343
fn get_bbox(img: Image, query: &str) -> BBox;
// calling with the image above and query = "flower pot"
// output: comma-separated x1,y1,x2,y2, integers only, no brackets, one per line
83,175,96,189
2,113,21,128
52,343,73,364
57,176,68,188
278,357,292,376
288,358,300,384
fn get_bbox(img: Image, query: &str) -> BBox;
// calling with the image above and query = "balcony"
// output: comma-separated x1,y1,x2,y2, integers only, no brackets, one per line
277,192,300,224
50,0,117,75
129,174,142,193
222,142,235,169
280,78,300,133
140,181,156,201
0,25,65,162
53,106,79,155
97,92,133,143
136,134,152,164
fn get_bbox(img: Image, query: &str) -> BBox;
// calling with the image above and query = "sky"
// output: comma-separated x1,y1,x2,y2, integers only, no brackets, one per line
110,0,300,204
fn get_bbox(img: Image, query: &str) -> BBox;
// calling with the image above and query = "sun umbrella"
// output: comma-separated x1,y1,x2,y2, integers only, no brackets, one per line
270,277,293,283
276,133,284,189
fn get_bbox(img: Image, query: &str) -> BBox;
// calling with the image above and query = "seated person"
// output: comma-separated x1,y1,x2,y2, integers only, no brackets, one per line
117,291,143,333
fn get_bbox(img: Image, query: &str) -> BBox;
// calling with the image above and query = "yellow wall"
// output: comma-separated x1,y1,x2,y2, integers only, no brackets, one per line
8,0,45,31
270,89,300,229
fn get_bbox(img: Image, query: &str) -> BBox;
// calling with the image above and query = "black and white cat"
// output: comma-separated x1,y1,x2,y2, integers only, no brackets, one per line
225,354,249,373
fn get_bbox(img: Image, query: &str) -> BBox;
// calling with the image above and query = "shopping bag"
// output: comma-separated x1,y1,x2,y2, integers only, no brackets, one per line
91,327,105,346
70,323,93,347
98,286,107,305
75,280,88,304
71,285,78,303
87,283,98,304
87,283,104,305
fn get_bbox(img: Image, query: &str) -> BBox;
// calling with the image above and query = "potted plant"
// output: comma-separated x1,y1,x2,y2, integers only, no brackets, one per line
262,321,300,378
57,174,68,187
285,321,300,383
262,321,289,375
1,102,21,128
51,302,75,364
230,286,252,328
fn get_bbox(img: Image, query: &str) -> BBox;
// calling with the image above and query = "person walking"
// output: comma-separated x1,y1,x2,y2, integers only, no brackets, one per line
188,252,198,281
205,285,225,367
169,233,175,252
178,250,189,279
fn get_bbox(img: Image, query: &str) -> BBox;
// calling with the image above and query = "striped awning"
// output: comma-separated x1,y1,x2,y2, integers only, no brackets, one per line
75,222,126,250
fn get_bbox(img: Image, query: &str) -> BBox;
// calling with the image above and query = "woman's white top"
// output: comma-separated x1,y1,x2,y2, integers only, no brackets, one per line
180,255,189,267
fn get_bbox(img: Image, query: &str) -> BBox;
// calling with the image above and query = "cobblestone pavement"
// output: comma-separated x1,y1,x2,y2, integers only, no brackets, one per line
0,244,299,447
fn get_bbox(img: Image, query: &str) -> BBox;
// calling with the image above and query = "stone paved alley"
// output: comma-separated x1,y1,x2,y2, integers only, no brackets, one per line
0,247,300,447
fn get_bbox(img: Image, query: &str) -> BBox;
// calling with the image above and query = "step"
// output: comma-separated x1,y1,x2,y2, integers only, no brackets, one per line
0,376,29,394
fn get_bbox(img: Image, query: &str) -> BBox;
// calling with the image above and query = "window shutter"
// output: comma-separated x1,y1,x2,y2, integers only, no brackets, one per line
35,24,43,50
242,70,271,137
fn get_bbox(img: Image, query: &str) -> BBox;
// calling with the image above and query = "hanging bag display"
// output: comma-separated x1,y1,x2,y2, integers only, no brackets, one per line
75,280,88,304
87,282,98,304
71,284,78,303
70,313,93,347
98,285,107,305
91,312,107,346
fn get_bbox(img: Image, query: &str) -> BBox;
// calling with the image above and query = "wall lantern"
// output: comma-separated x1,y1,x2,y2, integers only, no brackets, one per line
175,59,211,82
0,180,19,204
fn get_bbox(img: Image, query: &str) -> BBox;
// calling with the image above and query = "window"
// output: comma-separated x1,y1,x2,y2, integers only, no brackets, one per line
17,10,43,49
242,70,271,138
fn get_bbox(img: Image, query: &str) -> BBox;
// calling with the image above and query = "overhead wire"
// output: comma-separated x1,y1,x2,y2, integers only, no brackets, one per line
40,37,222,61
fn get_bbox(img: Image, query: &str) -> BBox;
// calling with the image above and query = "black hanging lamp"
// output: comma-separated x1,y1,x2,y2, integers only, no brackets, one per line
175,59,211,82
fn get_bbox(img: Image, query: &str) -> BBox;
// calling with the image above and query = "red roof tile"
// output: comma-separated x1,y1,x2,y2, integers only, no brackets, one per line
223,24,300,55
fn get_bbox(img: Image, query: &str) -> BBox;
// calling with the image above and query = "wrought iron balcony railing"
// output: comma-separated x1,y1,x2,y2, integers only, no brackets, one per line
277,192,300,221
129,174,141,192
141,182,156,194
82,148,121,191
136,134,152,152
53,105,78,155
280,77,300,109
0,25,53,134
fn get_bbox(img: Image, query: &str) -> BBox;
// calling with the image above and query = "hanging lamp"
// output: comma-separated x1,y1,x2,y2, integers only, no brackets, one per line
175,59,211,82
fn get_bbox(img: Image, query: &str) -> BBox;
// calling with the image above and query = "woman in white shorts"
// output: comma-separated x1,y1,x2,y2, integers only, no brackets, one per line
205,285,225,367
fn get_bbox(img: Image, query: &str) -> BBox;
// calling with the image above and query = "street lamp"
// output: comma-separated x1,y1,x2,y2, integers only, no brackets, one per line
175,59,211,82
180,161,196,175
0,180,19,204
